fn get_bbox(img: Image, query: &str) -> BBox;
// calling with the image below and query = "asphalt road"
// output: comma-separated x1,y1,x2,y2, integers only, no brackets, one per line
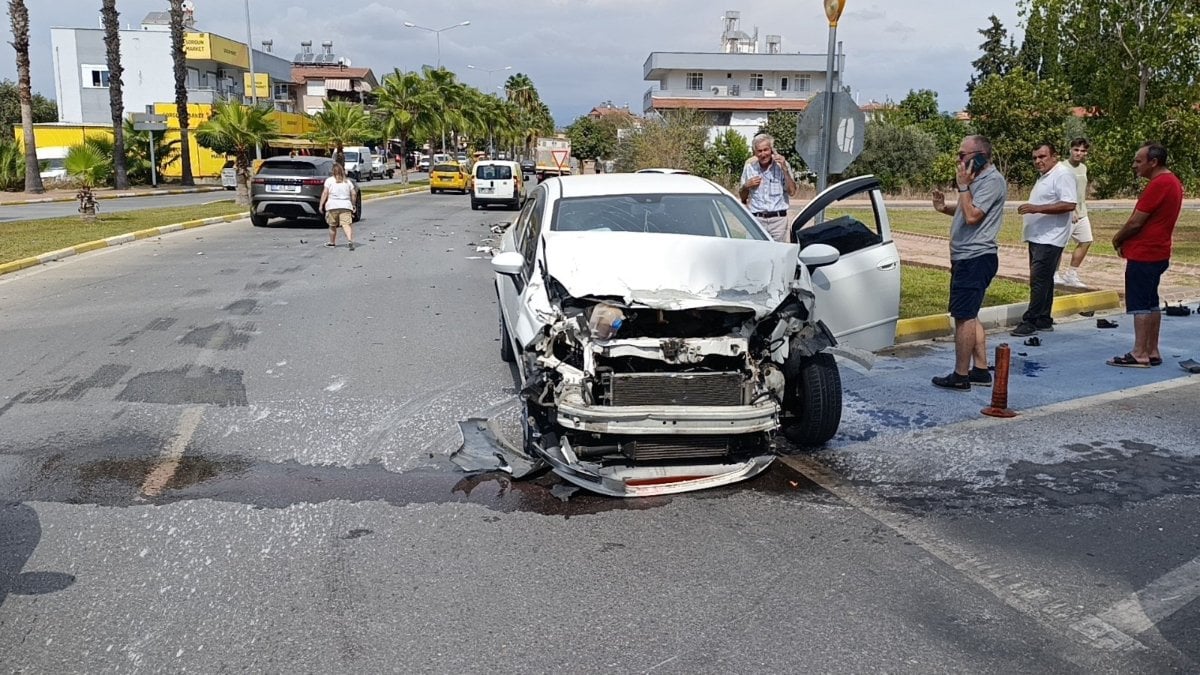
1,191,1198,673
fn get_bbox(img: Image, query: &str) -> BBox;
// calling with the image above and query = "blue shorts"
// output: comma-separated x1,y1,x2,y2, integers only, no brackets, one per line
948,253,998,320
1125,259,1169,314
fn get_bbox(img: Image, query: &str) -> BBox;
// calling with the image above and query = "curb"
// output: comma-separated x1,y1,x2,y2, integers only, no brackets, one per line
0,185,428,278
3,186,228,205
894,290,1123,343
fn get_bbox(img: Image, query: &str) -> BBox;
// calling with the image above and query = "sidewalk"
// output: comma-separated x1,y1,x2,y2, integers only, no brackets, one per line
0,184,225,205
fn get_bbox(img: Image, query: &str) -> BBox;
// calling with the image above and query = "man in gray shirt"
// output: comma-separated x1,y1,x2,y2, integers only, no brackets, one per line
929,135,1008,391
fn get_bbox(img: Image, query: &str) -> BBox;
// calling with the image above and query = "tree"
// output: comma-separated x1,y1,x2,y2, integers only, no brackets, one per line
122,117,179,185
309,100,372,165
64,141,112,219
843,122,939,192
169,0,193,185
1016,0,1063,81
374,68,439,182
566,115,616,162
966,67,1072,185
101,0,128,189
888,89,970,153
0,138,23,190
756,110,802,170
0,79,56,138
967,15,1016,93
8,0,43,193
195,101,278,205
614,109,708,174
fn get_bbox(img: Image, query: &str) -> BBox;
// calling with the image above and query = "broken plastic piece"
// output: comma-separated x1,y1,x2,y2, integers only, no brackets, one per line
1180,359,1200,374
588,302,625,340
1097,318,1119,329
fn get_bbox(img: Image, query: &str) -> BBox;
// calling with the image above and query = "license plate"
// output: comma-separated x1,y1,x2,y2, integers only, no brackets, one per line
267,184,299,193
478,187,493,194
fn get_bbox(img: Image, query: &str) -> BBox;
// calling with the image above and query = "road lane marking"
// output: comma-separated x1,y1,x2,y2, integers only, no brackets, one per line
778,454,1145,658
140,405,203,497
1094,555,1200,635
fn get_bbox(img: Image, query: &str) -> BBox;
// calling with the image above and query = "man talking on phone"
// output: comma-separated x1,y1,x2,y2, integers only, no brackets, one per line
929,135,1008,391
739,133,798,242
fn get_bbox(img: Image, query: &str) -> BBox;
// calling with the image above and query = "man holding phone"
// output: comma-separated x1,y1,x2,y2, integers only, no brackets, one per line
930,135,1007,391
1011,143,1078,337
739,133,798,242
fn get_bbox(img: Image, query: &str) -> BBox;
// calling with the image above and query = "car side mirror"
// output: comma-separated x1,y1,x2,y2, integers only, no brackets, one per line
798,243,840,267
491,251,525,276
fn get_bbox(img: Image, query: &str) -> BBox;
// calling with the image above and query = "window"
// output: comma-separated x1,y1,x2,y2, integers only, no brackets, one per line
82,65,109,88
273,82,290,100
307,79,326,96
685,72,703,91
794,74,811,92
550,194,768,240
780,76,789,91
749,73,764,91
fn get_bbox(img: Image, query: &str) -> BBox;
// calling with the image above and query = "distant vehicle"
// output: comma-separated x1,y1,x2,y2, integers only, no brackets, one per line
455,153,468,162
636,168,691,175
341,146,374,181
429,162,472,194
371,153,395,179
471,160,524,210
417,155,431,172
534,136,572,179
249,156,361,227
519,159,536,175
220,159,237,189
432,152,451,165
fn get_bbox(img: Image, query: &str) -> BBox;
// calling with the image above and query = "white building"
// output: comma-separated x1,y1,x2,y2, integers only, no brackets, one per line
642,10,845,145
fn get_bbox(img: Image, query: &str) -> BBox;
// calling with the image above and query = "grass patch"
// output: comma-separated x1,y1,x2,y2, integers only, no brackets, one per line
900,264,1031,319
0,201,246,264
360,179,428,195
838,206,1200,265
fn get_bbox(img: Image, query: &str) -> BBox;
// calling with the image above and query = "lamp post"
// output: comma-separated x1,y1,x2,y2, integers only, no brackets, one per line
244,0,261,159
402,20,470,69
469,65,510,156
816,0,846,194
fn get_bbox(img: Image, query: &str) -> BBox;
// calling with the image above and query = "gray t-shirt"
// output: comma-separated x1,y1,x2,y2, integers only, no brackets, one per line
950,165,1007,261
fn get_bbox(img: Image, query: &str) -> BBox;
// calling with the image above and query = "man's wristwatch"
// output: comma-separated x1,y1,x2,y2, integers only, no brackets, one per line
957,185,970,193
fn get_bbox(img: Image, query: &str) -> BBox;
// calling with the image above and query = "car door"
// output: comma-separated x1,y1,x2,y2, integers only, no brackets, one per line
790,175,901,352
496,189,548,365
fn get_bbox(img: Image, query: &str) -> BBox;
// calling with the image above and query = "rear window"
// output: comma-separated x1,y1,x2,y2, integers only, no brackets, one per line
475,165,512,180
432,164,460,173
258,161,322,176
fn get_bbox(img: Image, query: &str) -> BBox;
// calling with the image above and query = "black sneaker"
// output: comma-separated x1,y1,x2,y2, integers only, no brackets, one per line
932,372,971,391
969,367,992,386
1035,322,1054,332
1010,322,1038,337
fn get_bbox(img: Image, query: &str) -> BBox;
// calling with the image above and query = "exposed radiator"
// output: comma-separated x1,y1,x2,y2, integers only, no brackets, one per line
620,436,730,461
601,372,745,407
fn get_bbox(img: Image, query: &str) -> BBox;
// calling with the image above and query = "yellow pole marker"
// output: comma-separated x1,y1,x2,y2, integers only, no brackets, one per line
824,0,846,26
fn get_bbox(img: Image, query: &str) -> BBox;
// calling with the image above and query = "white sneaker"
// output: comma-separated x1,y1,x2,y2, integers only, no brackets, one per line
1063,269,1084,287
1053,271,1066,285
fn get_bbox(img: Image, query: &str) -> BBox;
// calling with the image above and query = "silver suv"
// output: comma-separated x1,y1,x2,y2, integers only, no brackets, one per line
249,156,361,227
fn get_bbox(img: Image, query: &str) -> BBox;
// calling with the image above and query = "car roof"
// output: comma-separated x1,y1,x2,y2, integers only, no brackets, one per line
635,168,690,174
264,155,330,164
550,173,722,198
474,159,518,167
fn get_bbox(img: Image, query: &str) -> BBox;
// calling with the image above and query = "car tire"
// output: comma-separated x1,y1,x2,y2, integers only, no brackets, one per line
782,352,842,446
250,211,269,227
499,312,516,363
471,200,480,210
351,197,362,223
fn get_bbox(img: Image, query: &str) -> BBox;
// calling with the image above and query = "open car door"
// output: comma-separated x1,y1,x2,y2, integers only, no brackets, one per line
790,175,901,352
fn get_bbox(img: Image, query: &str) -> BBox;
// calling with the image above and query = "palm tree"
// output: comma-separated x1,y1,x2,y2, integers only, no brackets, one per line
65,142,112,220
168,0,193,185
423,66,466,154
122,118,180,184
374,68,440,183
195,101,278,206
309,100,372,165
504,73,538,111
8,0,44,193
100,0,128,189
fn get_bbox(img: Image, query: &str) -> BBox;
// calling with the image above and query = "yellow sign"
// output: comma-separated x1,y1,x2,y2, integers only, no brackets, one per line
184,32,249,69
824,0,846,26
243,72,270,99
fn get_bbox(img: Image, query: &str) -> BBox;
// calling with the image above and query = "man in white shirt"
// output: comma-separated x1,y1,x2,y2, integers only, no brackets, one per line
739,133,798,242
1012,143,1078,337
1055,138,1092,287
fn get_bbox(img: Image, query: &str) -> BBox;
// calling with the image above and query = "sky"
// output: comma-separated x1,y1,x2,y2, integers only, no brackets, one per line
2,0,1023,126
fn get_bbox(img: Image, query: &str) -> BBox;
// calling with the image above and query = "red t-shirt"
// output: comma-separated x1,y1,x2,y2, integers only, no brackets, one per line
1124,171,1183,262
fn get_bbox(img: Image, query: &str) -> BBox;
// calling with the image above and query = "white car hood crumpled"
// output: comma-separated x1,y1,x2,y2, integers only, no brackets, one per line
542,231,800,318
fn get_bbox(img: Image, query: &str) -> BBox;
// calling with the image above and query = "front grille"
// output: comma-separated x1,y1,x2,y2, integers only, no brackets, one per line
620,436,730,461
601,372,745,407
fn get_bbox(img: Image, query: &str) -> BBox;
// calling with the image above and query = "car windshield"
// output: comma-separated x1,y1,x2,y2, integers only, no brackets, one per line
475,165,512,180
258,161,320,176
432,164,459,173
551,193,769,240
342,151,360,162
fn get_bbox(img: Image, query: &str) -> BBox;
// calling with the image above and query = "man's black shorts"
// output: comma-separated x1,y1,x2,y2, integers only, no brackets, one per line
1125,259,1170,314
948,253,999,320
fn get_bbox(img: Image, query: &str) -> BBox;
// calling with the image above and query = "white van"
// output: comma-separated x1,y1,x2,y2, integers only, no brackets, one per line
471,160,524,210
341,146,374,181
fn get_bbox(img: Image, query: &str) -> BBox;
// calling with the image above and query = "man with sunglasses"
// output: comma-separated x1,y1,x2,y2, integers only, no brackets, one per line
1012,143,1078,337
929,136,1007,391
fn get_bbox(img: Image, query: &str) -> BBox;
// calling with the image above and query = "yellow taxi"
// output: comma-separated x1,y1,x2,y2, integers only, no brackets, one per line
429,161,472,194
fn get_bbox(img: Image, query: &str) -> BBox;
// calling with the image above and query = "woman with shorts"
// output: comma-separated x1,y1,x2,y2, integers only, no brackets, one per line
320,163,358,250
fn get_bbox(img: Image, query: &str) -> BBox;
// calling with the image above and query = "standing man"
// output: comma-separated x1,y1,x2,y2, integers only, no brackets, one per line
1011,143,1078,337
739,133,798,242
1056,138,1092,287
1107,143,1183,368
930,135,1008,391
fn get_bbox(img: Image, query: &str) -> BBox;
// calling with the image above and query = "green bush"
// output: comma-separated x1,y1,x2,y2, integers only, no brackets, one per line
0,140,23,191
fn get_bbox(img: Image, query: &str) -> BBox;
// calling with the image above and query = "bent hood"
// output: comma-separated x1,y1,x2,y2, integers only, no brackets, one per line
542,231,799,317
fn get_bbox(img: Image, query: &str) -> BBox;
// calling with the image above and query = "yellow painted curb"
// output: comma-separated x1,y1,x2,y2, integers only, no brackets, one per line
73,240,107,254
895,313,953,342
132,228,163,240
1051,290,1121,316
0,258,39,275
180,219,209,229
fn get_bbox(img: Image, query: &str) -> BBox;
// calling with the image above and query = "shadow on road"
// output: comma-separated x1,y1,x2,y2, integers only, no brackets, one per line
0,502,76,608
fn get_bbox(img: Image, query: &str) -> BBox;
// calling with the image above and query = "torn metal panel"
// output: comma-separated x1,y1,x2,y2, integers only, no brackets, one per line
451,418,543,479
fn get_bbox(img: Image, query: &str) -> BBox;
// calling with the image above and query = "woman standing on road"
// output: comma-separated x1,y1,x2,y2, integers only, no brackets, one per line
320,163,357,250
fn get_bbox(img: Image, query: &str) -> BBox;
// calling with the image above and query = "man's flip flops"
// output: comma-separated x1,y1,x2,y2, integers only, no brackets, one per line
1107,353,1150,368
1180,359,1200,374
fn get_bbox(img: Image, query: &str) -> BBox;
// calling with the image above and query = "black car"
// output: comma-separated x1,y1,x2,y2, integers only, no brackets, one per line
519,159,536,174
249,156,361,227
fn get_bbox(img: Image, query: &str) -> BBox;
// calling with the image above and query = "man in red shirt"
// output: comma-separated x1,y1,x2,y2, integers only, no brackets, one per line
1107,143,1184,368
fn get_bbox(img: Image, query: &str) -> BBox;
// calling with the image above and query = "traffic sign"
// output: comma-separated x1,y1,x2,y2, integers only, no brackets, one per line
130,112,168,131
551,149,569,172
795,91,865,175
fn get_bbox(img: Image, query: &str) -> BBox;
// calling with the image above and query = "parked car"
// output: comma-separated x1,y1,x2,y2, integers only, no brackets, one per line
370,153,395,180
249,156,361,227
492,173,900,497
341,146,374,181
417,155,431,172
220,159,237,189
429,162,472,194
471,160,524,210
519,159,536,176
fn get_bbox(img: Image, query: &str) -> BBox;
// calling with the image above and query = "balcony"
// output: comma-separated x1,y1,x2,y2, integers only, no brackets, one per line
643,86,813,114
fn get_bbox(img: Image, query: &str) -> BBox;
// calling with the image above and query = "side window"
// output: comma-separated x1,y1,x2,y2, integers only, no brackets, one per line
521,193,545,276
512,191,538,254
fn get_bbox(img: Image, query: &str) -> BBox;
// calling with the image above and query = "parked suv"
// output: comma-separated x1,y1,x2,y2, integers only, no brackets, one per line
249,156,361,227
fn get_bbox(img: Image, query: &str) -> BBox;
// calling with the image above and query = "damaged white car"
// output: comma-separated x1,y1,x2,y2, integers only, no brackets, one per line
492,173,900,497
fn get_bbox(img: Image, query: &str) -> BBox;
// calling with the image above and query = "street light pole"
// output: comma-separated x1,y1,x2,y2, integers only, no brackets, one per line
403,20,470,69
468,64,510,157
816,0,846,195
244,0,261,159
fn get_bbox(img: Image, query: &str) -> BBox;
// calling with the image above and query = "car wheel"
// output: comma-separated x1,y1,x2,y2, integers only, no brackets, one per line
782,352,842,446
471,200,480,210
499,311,516,363
250,211,269,227
351,197,362,223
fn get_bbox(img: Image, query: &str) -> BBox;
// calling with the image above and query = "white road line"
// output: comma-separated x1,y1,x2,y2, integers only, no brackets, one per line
140,405,203,497
777,454,1145,658
1094,556,1200,635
